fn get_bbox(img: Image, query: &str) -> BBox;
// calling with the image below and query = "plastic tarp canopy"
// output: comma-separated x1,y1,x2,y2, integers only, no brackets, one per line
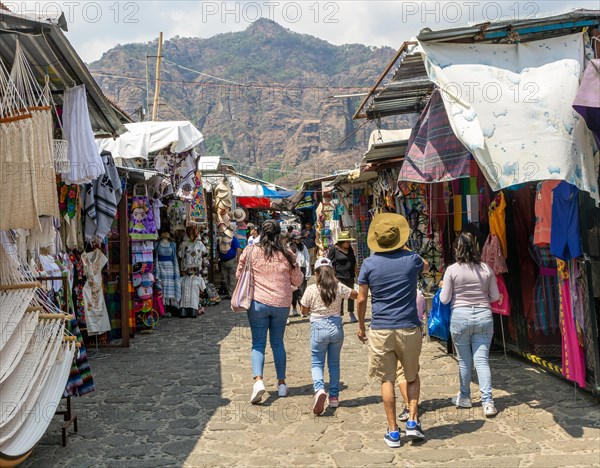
420,33,599,203
97,121,204,159
262,187,296,199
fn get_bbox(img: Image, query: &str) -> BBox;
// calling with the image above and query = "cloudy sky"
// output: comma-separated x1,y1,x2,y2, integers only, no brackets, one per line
5,1,599,62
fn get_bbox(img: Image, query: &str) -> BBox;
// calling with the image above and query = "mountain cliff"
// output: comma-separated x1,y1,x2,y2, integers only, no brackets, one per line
89,19,412,187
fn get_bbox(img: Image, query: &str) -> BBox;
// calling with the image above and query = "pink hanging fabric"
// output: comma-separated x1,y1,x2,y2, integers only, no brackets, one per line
491,275,510,316
558,260,586,388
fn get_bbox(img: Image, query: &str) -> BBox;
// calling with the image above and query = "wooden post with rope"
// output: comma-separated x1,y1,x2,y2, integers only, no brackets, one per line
151,32,163,121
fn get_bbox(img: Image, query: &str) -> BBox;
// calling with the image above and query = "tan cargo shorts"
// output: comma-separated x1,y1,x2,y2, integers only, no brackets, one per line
368,327,422,383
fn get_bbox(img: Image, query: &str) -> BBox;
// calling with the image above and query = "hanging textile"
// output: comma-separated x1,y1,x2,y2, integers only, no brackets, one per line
10,40,59,219
399,88,472,183
61,85,106,185
0,59,39,231
82,151,123,241
572,59,600,148
557,259,586,387
81,249,111,335
129,184,158,241
481,234,507,275
533,180,561,246
188,171,208,225
529,242,560,335
489,192,507,257
420,33,599,202
550,181,582,261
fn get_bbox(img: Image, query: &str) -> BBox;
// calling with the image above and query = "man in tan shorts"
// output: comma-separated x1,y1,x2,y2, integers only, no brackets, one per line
356,213,428,448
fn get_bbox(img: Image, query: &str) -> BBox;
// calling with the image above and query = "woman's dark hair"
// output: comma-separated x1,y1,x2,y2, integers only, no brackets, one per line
454,232,482,265
259,220,296,267
315,266,338,307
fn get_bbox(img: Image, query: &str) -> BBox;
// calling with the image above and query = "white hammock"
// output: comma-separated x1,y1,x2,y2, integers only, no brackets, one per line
0,57,40,231
0,235,39,352
0,312,38,385
0,317,63,429
0,342,76,457
9,40,59,219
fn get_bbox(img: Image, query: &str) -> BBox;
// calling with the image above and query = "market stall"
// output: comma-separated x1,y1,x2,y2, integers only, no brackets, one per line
352,11,600,391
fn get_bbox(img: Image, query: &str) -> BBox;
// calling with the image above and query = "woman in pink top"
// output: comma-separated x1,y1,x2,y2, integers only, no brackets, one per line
237,219,304,404
440,233,500,418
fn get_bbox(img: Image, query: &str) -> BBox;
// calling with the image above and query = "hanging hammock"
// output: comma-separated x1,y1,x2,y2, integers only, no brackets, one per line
0,235,40,352
0,311,38,385
0,56,40,231
0,316,63,430
9,40,59,219
0,342,76,458
0,318,69,444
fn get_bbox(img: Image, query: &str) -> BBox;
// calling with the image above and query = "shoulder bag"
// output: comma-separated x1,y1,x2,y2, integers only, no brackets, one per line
231,246,254,312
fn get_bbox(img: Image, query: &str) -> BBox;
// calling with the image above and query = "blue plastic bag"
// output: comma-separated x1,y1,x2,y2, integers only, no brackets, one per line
428,289,452,341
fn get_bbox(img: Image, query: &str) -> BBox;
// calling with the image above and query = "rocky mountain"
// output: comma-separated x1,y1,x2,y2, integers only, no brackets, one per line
90,19,413,187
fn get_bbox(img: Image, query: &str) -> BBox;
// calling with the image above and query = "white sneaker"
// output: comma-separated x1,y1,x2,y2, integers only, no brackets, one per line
452,393,472,408
250,380,266,404
483,402,498,417
313,389,327,415
292,309,300,317
277,383,289,397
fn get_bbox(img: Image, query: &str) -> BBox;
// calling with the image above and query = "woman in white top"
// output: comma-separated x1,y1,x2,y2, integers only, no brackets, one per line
301,258,358,415
440,232,500,417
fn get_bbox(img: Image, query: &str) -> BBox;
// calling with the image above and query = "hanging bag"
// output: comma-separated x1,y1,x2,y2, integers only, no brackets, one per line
427,289,452,341
231,246,254,312
491,274,511,316
129,184,158,240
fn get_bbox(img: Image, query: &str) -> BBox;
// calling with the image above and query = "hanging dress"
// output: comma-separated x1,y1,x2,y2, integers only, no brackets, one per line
81,249,111,335
489,191,507,257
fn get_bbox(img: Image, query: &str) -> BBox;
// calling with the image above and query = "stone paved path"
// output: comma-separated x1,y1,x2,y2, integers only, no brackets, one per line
25,301,600,467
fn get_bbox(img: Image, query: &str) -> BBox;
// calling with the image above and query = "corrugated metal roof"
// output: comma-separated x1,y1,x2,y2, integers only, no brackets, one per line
0,10,126,136
358,9,600,121
417,8,600,43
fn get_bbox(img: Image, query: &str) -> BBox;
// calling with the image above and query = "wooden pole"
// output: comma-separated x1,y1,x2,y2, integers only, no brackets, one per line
118,192,131,347
151,32,163,121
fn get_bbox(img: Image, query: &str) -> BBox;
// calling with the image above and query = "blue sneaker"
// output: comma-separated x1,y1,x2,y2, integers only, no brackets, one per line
384,428,401,448
405,420,425,440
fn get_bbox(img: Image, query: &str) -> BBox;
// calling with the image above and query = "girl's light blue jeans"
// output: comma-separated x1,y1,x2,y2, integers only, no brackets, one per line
310,317,344,397
450,307,494,403
247,300,289,380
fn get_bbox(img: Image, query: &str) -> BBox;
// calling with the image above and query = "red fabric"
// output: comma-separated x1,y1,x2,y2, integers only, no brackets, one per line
491,274,510,316
237,197,271,209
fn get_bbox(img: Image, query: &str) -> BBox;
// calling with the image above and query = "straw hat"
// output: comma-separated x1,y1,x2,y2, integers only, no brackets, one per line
215,180,231,195
232,208,246,222
216,198,232,209
221,228,235,241
219,240,232,254
336,231,355,243
367,213,410,253
160,232,174,241
217,212,231,225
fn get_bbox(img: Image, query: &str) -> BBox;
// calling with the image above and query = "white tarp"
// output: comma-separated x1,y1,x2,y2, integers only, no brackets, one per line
201,175,264,197
420,33,599,202
97,121,204,159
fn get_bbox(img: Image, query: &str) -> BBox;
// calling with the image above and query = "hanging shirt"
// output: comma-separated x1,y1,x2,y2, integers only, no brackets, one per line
550,182,582,261
533,180,561,246
180,275,206,310
178,238,207,271
489,191,507,257
81,249,111,335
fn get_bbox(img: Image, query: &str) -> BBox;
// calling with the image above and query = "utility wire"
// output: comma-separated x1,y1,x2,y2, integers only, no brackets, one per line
162,58,245,86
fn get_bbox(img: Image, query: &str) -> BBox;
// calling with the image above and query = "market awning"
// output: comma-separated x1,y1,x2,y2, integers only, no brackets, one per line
0,9,125,136
97,121,204,159
236,197,271,209
363,129,412,163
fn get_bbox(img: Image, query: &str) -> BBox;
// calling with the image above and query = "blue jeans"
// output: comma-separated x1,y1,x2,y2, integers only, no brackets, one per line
310,317,344,397
450,307,494,403
247,300,288,380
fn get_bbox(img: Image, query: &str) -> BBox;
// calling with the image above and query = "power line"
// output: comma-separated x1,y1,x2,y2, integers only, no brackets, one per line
90,70,372,92
162,58,245,86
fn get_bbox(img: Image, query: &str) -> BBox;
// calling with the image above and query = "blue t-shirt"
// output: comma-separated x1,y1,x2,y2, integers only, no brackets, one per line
358,250,424,329
219,237,240,262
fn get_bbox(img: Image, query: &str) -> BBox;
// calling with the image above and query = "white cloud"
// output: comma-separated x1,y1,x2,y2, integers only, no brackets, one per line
5,1,599,61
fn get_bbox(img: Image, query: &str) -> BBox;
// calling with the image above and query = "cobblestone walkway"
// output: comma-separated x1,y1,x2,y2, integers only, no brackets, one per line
25,301,600,467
